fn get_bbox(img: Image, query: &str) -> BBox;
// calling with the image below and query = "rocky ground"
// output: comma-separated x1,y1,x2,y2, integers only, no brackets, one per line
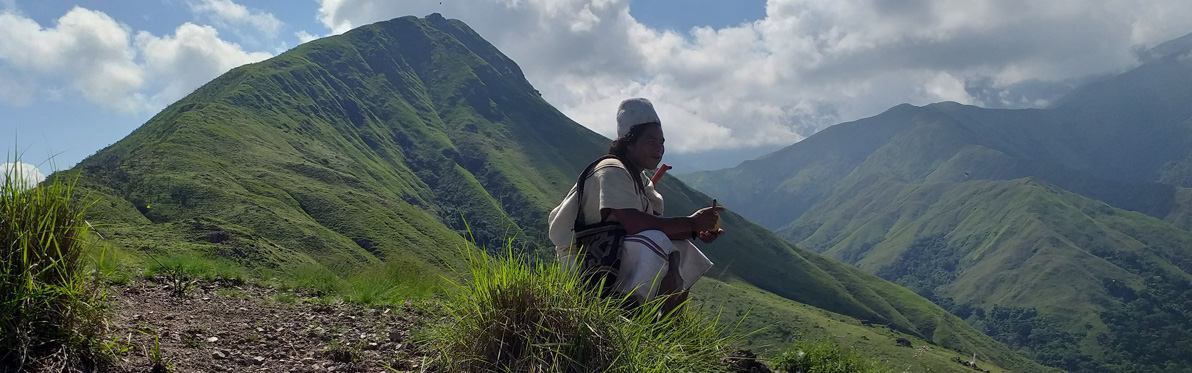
100,276,769,373
103,277,432,373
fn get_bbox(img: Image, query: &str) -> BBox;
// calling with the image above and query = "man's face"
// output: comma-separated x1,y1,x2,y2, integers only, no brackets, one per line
628,123,665,170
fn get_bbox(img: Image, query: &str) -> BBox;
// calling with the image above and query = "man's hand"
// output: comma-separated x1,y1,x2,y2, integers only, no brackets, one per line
688,205,725,232
697,228,725,243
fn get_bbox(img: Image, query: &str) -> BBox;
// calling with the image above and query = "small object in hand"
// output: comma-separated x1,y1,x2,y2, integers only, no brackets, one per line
711,199,721,231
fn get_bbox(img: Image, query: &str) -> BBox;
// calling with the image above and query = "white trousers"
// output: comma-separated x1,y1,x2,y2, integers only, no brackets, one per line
558,230,714,304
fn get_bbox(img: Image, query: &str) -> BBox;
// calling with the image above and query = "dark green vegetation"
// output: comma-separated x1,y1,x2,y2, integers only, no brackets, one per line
427,243,735,372
57,14,1050,372
683,33,1192,372
2,164,109,371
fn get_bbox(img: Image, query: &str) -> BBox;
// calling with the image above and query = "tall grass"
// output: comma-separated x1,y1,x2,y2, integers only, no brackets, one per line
1,162,109,372
425,240,739,372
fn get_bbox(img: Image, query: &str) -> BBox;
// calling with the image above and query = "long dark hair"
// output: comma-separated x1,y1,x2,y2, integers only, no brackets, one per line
607,122,658,195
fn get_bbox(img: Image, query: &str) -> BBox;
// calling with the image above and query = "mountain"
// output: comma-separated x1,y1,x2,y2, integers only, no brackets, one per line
60,14,1051,372
683,39,1192,372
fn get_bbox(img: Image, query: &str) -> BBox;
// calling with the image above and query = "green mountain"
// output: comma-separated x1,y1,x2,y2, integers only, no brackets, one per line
62,14,1052,372
683,37,1192,372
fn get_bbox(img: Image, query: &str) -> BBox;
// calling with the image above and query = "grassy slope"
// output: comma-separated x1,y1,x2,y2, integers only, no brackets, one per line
60,14,1046,372
681,103,923,231
681,54,1192,371
692,278,1030,373
789,176,1192,316
656,173,1047,371
779,176,1192,370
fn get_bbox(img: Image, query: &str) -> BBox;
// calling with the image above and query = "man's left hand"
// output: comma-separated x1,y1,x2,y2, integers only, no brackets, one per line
697,229,725,243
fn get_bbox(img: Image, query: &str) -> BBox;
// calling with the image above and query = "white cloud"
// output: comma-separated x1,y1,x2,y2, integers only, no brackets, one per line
314,0,1192,154
0,7,145,111
922,72,974,105
136,23,271,105
2,161,45,190
296,30,322,43
189,0,283,38
0,7,272,113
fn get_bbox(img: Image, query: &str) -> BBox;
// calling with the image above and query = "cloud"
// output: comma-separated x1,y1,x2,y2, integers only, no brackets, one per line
2,162,45,190
136,23,271,105
922,72,974,105
0,7,271,113
314,0,1192,154
295,30,322,43
189,0,283,39
0,7,145,111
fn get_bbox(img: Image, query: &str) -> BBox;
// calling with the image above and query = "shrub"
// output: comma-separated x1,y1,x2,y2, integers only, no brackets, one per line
772,338,892,373
425,241,738,372
1,163,110,371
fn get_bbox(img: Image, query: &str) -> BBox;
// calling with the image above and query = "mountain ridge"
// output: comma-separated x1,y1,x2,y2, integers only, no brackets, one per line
683,35,1192,371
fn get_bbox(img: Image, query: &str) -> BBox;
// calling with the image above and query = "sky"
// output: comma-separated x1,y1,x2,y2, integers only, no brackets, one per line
3,0,1192,180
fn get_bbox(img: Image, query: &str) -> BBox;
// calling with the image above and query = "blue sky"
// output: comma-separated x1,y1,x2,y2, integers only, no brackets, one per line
3,0,1192,179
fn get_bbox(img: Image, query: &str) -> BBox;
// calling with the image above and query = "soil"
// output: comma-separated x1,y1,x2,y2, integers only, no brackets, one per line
99,276,768,373
102,277,432,373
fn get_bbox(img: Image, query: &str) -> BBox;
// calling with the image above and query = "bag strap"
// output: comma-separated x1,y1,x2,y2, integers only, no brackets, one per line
575,155,621,228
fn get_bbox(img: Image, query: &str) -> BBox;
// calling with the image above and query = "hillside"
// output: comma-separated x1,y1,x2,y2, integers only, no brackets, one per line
60,14,1051,372
683,35,1192,372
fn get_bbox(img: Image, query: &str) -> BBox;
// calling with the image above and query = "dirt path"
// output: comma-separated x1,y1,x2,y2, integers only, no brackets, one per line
104,278,432,373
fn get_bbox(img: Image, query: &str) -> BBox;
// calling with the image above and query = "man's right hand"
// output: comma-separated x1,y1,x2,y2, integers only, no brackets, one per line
688,205,725,232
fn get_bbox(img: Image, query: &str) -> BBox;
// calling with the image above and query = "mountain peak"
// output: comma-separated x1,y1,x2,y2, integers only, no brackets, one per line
1136,31,1192,63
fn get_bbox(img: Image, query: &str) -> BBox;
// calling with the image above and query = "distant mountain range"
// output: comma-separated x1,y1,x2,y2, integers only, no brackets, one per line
683,32,1192,372
60,14,1052,372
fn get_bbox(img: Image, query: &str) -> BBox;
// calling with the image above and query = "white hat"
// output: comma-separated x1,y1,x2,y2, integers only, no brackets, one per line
616,98,660,138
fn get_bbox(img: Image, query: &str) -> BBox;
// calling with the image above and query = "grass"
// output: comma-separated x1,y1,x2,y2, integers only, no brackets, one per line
282,258,444,306
139,331,171,373
424,240,741,372
690,279,1020,373
773,338,893,373
92,232,445,308
774,175,1192,370
138,247,248,283
1,158,110,371
144,252,196,297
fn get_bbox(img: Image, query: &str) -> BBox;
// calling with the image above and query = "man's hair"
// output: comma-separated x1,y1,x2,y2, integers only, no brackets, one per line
607,122,659,194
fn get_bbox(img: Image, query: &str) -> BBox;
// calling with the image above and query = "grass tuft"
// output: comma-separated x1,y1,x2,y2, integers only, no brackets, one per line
772,338,894,373
425,240,739,372
1,158,110,371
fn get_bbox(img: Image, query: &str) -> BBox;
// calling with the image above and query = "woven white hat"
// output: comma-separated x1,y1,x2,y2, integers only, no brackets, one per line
616,98,660,138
